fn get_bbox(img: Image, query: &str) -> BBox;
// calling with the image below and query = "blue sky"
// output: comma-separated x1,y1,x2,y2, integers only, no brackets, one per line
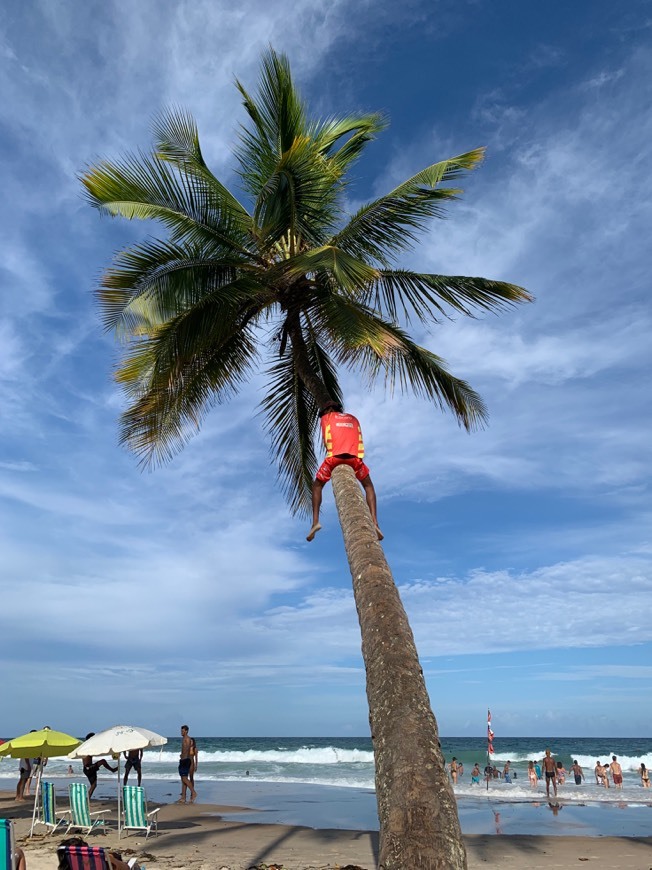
1,0,650,739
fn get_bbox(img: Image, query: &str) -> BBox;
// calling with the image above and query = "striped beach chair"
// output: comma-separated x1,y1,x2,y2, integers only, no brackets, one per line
122,786,160,839
57,844,143,870
40,781,70,834
57,844,110,870
0,819,17,870
66,782,110,835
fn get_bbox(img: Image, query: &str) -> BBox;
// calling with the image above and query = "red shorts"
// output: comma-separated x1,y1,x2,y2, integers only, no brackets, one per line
613,774,623,785
316,456,370,483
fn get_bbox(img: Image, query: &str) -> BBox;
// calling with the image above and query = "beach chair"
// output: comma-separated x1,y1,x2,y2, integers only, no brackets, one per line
121,786,160,839
57,844,143,870
39,780,70,834
66,782,110,835
0,819,17,870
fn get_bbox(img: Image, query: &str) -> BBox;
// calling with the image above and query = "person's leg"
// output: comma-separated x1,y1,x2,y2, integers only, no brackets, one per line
137,765,142,787
360,476,383,540
123,764,129,786
15,847,26,870
180,774,196,802
306,480,325,541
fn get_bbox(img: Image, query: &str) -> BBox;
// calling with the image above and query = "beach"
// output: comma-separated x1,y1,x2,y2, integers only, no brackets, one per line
3,785,652,870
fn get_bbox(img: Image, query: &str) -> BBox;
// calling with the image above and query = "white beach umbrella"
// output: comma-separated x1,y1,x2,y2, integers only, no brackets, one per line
68,725,167,835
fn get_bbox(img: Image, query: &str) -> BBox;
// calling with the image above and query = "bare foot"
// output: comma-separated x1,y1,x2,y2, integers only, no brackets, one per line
190,791,197,803
375,525,384,541
306,522,322,542
176,799,186,804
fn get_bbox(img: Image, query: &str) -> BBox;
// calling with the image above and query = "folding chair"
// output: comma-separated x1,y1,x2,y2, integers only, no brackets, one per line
57,844,142,870
0,819,17,870
66,783,110,835
121,786,160,839
57,844,110,870
40,781,70,834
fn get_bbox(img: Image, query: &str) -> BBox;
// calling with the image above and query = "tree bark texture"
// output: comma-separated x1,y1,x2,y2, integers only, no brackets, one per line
331,464,467,870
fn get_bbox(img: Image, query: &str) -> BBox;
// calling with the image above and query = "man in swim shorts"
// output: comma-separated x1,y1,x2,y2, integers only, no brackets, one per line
542,748,558,798
178,725,197,803
610,755,623,788
571,759,584,785
306,401,382,542
123,748,143,787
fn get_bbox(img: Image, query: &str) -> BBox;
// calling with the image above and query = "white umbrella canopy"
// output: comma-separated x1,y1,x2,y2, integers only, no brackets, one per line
67,725,167,758
68,725,167,836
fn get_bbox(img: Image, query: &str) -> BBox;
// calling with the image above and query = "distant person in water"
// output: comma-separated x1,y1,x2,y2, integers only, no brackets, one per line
449,757,458,784
471,763,480,784
639,763,650,787
610,756,623,789
571,760,584,785
542,749,557,798
306,401,382,542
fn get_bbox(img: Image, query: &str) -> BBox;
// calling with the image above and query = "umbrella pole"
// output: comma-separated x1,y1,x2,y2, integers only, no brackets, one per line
117,755,121,838
30,763,42,837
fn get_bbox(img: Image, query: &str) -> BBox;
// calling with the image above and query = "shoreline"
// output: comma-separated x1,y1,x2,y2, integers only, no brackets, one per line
2,789,652,869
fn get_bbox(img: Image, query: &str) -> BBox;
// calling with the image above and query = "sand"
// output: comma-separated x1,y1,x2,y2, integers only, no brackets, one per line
2,791,651,869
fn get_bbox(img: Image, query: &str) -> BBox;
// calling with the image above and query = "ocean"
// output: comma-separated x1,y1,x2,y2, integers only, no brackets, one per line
2,736,651,835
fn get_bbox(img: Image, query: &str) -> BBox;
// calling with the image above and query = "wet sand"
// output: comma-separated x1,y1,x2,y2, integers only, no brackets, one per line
2,789,651,869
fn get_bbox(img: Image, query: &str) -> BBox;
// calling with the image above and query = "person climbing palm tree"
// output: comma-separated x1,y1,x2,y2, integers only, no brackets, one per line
307,401,382,542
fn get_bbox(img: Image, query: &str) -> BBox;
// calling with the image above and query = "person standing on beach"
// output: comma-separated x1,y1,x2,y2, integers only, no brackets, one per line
123,748,143,787
178,725,197,803
16,757,31,801
610,755,623,789
571,760,584,785
306,402,382,542
542,748,557,798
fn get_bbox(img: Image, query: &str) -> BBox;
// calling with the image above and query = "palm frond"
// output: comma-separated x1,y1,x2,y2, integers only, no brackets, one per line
312,294,487,430
98,238,260,334
332,149,485,264
366,270,533,324
81,152,254,258
152,107,252,227
117,308,261,465
260,333,343,516
280,245,379,292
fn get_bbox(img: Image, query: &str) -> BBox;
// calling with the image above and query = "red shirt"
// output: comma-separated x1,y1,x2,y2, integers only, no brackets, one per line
320,412,365,459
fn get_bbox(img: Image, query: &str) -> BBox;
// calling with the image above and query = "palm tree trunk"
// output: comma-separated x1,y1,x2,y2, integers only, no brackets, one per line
331,464,467,870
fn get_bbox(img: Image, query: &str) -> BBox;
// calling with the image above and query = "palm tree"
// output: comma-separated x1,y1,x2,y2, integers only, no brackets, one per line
82,49,531,869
